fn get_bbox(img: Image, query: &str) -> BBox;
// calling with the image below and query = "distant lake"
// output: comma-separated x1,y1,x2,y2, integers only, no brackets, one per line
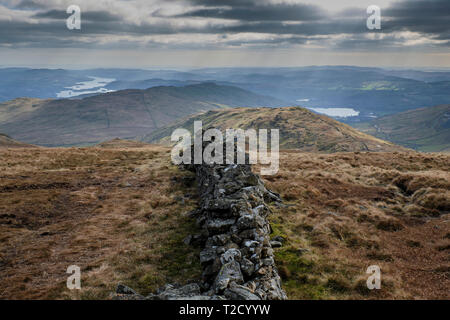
307,107,360,118
57,76,115,98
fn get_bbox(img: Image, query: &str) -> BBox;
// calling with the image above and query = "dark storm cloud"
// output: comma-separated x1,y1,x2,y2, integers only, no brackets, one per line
1,0,449,50
181,0,449,40
385,0,450,18
0,18,191,44
382,0,450,39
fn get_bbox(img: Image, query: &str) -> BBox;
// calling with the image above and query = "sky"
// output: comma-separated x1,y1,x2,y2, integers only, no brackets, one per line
0,0,449,68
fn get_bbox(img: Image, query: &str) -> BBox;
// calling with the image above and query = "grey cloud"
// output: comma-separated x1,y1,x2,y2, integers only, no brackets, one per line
174,3,325,21
382,0,450,38
33,10,122,22
1,0,449,51
12,0,49,10
218,18,368,36
385,0,450,18
223,35,313,48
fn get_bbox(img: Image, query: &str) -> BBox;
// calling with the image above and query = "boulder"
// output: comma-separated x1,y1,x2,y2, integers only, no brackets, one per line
214,260,244,292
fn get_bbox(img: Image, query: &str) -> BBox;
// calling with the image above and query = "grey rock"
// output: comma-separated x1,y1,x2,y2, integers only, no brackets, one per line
270,241,283,248
200,248,217,265
220,248,242,264
150,283,202,300
206,218,236,234
214,260,244,292
224,285,261,300
237,214,254,230
244,240,259,248
116,284,137,295
212,234,230,246
240,258,255,277
262,257,274,266
272,235,286,243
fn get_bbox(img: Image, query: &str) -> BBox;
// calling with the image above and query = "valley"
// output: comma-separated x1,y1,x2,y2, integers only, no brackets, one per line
354,104,450,152
2,66,450,121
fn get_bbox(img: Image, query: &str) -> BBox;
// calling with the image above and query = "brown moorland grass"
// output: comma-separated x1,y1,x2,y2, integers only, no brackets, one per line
0,147,448,300
256,151,449,299
0,146,202,299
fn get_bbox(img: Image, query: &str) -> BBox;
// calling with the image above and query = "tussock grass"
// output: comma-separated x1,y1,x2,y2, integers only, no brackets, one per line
0,145,202,299
257,151,450,299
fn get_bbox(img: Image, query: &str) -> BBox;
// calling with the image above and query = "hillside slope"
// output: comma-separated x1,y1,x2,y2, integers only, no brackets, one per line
261,151,450,299
353,105,450,152
0,133,36,148
0,83,285,147
96,138,152,148
143,106,403,152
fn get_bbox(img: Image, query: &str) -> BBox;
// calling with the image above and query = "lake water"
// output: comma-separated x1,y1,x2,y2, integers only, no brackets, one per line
307,107,360,118
57,76,116,98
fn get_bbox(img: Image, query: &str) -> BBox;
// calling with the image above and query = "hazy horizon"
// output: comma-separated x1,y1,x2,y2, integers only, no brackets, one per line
1,64,450,71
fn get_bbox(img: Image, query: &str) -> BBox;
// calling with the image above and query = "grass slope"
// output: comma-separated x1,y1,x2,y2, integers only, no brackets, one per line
0,133,36,148
143,106,403,152
96,138,152,149
0,146,202,299
354,104,450,152
258,151,450,299
0,147,448,299
0,83,285,147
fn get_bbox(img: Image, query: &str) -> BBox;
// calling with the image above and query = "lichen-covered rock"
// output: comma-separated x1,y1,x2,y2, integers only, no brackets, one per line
220,248,242,264
214,260,244,292
224,284,261,300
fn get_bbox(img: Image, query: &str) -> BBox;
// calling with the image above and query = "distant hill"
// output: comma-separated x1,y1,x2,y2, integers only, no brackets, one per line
2,67,450,118
143,106,403,152
354,105,450,152
0,98,49,123
0,133,36,148
0,83,286,147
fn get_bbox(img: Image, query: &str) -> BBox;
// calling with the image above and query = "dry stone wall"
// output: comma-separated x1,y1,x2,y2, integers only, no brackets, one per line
114,137,287,300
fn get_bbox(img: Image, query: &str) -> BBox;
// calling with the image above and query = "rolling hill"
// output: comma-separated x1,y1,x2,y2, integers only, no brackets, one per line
0,83,285,147
142,106,403,152
2,67,450,119
0,133,36,148
353,104,450,152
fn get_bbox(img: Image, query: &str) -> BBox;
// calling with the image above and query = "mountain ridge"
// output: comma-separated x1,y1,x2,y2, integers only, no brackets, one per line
0,133,36,148
0,83,286,147
143,106,404,153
